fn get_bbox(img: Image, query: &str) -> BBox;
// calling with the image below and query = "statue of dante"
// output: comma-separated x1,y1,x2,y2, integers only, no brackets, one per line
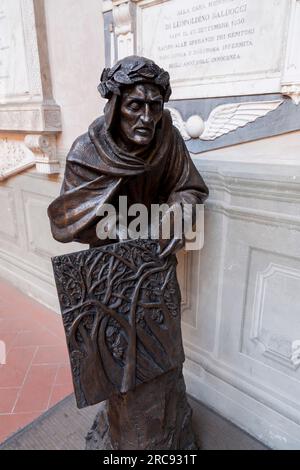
48,56,209,450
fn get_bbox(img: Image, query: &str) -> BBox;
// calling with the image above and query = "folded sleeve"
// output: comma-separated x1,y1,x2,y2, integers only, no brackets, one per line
48,137,121,245
163,128,209,207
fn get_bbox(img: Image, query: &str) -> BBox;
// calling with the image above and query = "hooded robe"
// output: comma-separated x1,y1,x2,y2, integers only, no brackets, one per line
48,108,209,246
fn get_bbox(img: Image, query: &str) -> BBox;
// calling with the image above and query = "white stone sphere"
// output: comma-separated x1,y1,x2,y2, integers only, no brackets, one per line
186,115,205,139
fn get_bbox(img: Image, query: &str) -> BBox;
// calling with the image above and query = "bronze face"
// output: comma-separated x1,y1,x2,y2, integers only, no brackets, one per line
117,83,163,148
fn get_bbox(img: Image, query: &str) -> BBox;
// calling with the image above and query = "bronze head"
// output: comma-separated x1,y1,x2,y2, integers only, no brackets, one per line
98,56,172,149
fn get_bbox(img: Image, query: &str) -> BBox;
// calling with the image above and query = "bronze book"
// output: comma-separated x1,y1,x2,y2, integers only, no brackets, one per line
52,239,185,408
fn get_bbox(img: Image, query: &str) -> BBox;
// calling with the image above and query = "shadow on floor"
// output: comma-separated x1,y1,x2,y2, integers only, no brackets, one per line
191,398,267,450
0,393,267,450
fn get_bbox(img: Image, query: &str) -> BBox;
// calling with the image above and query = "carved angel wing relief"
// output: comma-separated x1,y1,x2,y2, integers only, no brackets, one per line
166,107,191,141
200,100,283,140
167,100,283,141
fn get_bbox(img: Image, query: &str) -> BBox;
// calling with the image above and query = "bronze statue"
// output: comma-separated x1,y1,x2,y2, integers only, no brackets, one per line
48,56,209,450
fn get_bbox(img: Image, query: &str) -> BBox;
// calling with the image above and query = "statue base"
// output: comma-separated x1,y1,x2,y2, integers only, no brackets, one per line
85,367,198,450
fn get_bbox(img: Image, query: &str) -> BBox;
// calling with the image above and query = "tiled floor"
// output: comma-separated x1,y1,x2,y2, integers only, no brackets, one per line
0,395,268,450
0,279,73,443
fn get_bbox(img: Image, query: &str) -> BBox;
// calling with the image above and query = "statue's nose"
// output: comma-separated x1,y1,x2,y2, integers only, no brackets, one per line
140,104,152,124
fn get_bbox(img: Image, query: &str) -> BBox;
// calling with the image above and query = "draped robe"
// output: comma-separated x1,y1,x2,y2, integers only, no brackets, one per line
48,110,209,246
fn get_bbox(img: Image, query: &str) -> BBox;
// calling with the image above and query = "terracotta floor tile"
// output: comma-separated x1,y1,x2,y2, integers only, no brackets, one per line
11,328,63,348
48,384,73,409
33,308,62,325
0,298,13,316
13,364,58,413
0,412,40,443
0,316,34,333
0,331,19,354
0,347,37,388
33,345,69,365
7,295,53,322
0,388,20,414
0,280,20,300
54,364,72,386
43,321,66,340
0,279,73,442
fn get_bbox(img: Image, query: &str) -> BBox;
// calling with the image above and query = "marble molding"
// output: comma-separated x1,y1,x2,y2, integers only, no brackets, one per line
281,0,300,105
181,153,300,450
0,0,62,176
112,0,135,59
0,138,35,181
24,134,59,175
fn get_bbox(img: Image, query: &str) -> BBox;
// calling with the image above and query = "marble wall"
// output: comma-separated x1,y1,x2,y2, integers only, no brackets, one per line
0,0,106,310
1,0,300,450
180,133,300,449
44,0,106,154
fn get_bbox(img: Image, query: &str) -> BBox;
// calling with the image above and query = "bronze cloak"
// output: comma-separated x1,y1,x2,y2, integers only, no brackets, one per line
48,110,209,246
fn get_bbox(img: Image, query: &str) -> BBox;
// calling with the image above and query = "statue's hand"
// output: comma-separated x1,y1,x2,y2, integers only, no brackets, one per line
97,215,129,242
159,236,185,258
157,203,186,258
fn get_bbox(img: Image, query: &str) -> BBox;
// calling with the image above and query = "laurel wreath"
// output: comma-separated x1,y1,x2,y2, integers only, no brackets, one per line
98,58,171,102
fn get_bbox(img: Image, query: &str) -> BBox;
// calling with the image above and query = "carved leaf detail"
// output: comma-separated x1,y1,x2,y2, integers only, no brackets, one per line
114,70,134,84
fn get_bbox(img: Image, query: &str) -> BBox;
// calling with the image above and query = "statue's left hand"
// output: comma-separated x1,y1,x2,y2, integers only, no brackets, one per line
157,202,186,258
159,236,185,258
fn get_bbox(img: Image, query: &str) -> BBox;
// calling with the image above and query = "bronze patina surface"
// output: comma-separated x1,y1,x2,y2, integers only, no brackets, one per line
48,56,209,450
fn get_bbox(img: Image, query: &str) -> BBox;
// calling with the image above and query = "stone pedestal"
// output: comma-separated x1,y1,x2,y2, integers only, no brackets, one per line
86,367,197,451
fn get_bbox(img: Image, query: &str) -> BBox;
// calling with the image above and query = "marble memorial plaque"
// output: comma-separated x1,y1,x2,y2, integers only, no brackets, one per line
0,0,30,99
137,0,290,99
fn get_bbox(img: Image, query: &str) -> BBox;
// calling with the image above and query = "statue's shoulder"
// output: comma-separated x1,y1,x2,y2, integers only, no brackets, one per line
67,116,105,164
67,132,93,161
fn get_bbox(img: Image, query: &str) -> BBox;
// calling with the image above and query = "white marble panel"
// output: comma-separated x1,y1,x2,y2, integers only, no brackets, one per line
0,186,18,241
137,0,290,99
0,0,30,99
